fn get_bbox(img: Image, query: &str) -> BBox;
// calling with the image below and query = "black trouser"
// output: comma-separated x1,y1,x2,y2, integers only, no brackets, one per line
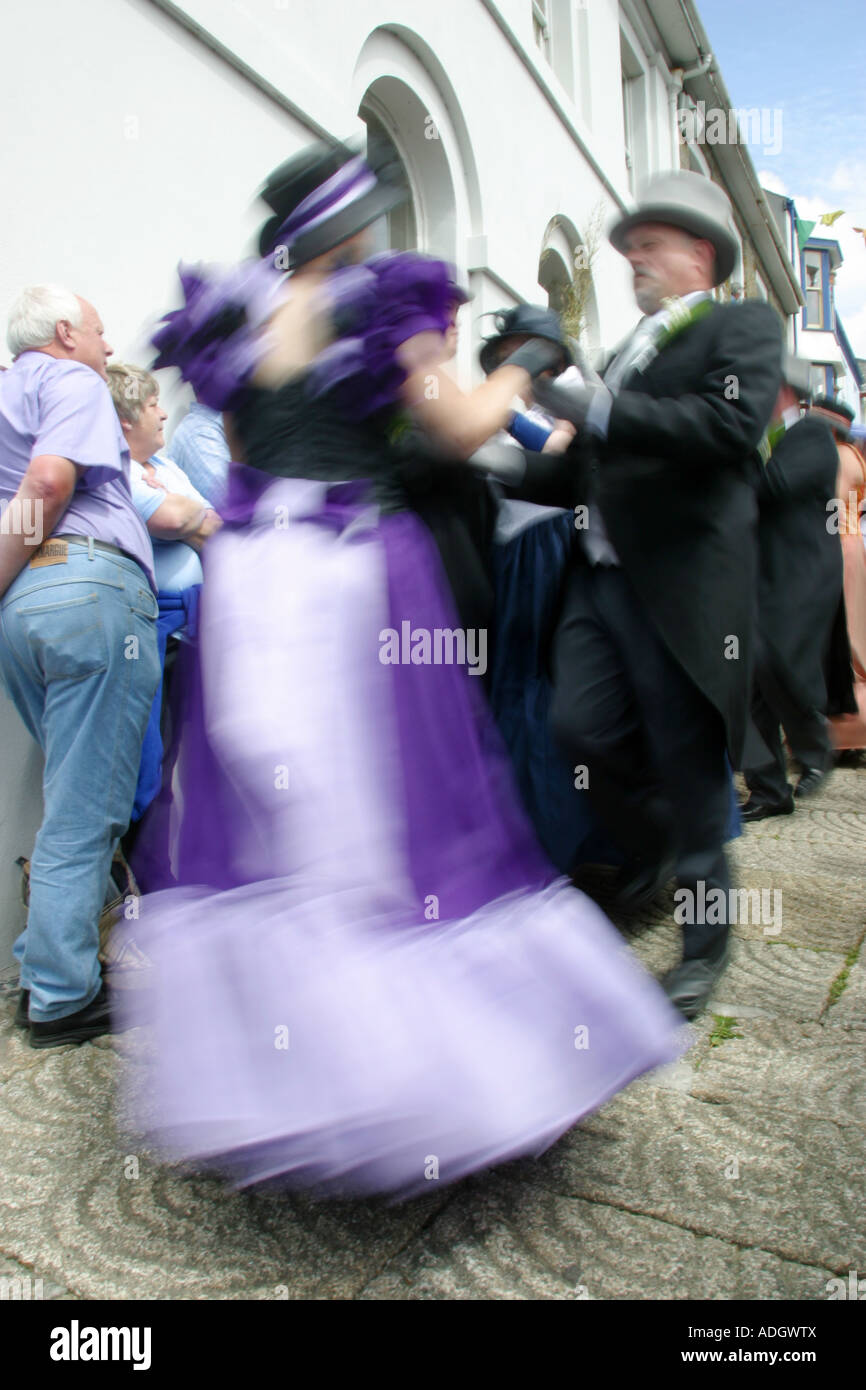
745,633,834,800
549,564,732,959
745,675,834,806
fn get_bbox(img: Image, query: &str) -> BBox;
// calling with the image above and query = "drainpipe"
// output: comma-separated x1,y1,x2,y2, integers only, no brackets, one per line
681,52,714,82
668,68,684,169
787,197,799,353
669,54,713,170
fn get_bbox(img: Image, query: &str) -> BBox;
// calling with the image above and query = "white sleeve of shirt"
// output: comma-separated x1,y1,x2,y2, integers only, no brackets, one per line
129,459,168,523
150,453,212,508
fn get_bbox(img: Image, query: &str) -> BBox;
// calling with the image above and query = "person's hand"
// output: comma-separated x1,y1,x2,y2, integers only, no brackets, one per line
542,419,577,454
141,466,167,492
500,338,564,380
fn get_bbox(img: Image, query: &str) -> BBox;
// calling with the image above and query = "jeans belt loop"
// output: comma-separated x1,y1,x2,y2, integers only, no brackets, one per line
87,536,94,561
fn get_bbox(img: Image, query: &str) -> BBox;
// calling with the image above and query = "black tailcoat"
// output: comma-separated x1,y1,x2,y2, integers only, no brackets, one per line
516,299,784,765
755,415,855,716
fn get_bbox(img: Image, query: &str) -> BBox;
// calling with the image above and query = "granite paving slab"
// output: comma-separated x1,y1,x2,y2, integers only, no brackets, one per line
709,938,846,1020
823,957,866,1028
0,1252,74,1301
360,1178,836,1301
706,870,864,953
522,1085,866,1272
687,1018,866,1126
0,1028,449,1300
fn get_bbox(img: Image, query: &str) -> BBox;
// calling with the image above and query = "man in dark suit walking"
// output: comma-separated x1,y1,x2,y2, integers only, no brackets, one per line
525,170,783,1018
741,361,855,818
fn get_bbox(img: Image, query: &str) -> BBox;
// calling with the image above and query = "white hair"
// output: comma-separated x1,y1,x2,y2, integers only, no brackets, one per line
6,284,83,357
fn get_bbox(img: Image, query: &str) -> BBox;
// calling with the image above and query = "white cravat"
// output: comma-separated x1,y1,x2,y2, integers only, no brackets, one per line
605,291,713,394
581,291,712,566
602,317,660,396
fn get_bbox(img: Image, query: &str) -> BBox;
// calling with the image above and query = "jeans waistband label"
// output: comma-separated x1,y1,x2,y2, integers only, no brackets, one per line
29,540,68,568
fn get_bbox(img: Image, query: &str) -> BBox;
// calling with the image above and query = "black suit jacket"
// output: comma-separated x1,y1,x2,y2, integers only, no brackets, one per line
756,415,855,715
513,299,784,764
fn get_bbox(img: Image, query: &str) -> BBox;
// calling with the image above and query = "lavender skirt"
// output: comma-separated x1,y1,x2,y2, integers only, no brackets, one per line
117,476,686,1198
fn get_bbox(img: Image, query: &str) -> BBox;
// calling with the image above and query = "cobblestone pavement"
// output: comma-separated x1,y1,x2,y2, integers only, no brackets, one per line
1,766,863,1301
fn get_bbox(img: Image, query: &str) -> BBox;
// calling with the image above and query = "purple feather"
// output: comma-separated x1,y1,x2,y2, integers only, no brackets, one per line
151,251,467,418
151,260,285,410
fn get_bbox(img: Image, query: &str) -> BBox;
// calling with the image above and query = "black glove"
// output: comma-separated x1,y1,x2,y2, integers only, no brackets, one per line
532,376,609,427
500,338,565,380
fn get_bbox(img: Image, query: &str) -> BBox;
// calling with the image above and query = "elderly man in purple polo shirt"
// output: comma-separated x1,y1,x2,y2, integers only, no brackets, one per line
0,284,161,1048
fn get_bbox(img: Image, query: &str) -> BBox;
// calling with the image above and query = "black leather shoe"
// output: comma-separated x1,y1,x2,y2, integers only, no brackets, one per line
794,767,829,799
740,795,794,823
612,852,677,915
661,938,730,1021
14,989,29,1029
29,985,113,1050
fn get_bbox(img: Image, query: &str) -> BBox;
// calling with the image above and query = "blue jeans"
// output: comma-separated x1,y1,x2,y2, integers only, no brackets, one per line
0,543,160,1021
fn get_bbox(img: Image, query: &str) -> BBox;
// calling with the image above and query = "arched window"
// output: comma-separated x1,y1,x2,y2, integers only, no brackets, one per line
360,106,417,253
538,217,600,351
538,247,571,317
354,28,475,267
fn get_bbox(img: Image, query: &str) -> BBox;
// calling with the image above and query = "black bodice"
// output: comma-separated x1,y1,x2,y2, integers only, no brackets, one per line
232,375,407,511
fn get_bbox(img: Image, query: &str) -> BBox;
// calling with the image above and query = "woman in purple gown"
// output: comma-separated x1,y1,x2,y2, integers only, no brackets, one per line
118,142,686,1199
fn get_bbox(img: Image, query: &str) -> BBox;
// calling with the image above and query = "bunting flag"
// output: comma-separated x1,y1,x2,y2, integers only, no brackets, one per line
819,210,845,226
853,227,866,248
796,217,816,251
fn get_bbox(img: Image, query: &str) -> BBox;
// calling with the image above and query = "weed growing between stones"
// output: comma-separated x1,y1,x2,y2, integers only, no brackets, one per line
708,1014,743,1048
825,937,864,1010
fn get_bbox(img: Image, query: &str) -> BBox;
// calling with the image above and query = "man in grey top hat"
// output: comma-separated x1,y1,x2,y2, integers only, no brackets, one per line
518,169,783,1018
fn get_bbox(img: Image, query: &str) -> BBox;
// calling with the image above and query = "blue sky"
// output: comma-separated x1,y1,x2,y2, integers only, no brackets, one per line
697,0,866,351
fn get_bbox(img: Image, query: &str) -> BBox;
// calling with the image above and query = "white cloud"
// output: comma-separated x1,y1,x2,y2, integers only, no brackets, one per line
758,169,787,196
828,160,866,199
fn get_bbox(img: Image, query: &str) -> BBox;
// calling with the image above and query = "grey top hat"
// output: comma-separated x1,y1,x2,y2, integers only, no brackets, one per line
609,169,739,287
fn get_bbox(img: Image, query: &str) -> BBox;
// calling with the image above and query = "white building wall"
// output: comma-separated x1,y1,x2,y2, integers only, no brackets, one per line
2,0,674,374
0,0,681,967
